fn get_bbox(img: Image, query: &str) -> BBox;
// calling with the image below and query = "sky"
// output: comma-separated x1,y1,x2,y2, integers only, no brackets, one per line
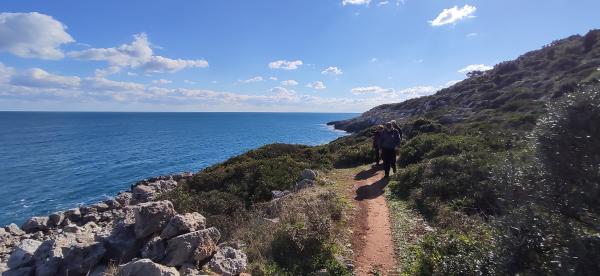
0,0,598,112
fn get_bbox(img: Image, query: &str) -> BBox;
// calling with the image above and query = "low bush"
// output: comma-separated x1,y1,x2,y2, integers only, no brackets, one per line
398,133,485,167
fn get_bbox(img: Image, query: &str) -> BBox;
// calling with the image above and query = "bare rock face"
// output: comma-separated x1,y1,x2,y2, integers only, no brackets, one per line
33,233,106,276
134,201,176,239
21,217,49,233
161,212,206,239
7,239,42,269
117,258,179,276
300,169,317,181
163,227,221,267
64,208,82,222
178,263,207,276
141,235,166,262
208,246,248,276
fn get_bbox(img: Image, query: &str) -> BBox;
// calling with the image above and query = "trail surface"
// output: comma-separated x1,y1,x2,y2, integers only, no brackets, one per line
350,166,397,275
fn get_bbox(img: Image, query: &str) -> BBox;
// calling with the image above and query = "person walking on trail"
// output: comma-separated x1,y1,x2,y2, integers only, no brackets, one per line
372,125,384,165
379,122,401,178
390,120,403,140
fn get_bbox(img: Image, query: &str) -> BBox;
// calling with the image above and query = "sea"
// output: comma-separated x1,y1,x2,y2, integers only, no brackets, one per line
0,112,355,226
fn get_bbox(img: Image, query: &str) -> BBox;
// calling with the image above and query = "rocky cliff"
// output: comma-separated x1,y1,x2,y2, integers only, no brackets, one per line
0,173,248,276
329,29,600,133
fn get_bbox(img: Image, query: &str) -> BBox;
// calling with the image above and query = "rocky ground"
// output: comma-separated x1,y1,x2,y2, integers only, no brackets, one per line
0,173,248,276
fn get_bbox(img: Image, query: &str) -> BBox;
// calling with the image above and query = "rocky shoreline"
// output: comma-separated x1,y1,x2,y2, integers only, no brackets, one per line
0,172,248,276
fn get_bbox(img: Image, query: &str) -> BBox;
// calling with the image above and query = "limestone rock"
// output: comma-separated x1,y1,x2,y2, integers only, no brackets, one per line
134,201,176,239
115,192,132,206
141,235,166,262
208,246,248,276
117,259,179,276
178,263,207,276
48,212,64,227
21,217,49,233
5,224,25,236
300,169,317,180
64,208,82,222
7,239,41,269
91,202,110,212
294,179,315,191
132,185,156,203
100,221,143,263
161,212,206,239
163,227,221,266
271,190,290,199
33,233,106,276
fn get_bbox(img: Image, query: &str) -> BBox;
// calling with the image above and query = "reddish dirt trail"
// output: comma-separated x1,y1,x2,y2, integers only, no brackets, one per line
351,166,397,275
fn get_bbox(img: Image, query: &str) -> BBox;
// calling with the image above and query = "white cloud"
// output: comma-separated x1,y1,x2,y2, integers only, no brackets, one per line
281,79,299,86
152,79,172,85
268,60,303,70
370,58,378,63
68,33,208,74
377,1,389,6
0,62,15,83
0,12,74,59
342,0,371,6
82,77,145,92
269,76,278,81
321,66,343,76
306,81,326,90
351,86,394,95
429,5,477,27
270,86,298,101
467,32,479,37
11,68,80,89
240,76,264,83
184,80,196,84
458,64,492,74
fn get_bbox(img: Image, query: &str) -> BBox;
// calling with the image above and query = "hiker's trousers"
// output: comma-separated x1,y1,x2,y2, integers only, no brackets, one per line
381,148,396,176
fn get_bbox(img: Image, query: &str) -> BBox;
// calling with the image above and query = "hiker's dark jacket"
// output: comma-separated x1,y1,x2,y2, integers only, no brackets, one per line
379,129,401,149
373,131,382,148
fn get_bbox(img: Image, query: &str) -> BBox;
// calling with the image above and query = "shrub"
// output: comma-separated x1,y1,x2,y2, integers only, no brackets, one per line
409,214,498,275
398,133,484,167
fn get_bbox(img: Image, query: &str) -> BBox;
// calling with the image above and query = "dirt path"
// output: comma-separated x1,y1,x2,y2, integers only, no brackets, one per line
350,166,397,275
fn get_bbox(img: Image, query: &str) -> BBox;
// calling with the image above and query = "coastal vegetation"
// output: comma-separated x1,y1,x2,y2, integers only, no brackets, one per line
161,29,600,275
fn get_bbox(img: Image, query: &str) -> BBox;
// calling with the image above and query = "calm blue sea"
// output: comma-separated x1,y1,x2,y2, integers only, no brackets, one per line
0,112,355,226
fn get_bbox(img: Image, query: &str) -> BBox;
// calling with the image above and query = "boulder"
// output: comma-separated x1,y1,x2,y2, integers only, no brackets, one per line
33,233,106,276
148,180,178,193
104,199,122,210
163,227,221,266
7,239,41,268
294,179,315,191
115,192,132,206
134,201,176,239
64,208,82,222
91,202,110,212
271,190,290,199
178,263,206,276
117,259,179,276
100,222,144,263
5,224,25,236
161,212,206,239
300,169,317,180
48,212,64,227
132,185,157,203
141,235,166,262
208,246,248,276
21,217,48,233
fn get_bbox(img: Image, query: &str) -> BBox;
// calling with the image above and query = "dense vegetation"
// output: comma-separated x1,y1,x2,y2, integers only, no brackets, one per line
164,29,600,275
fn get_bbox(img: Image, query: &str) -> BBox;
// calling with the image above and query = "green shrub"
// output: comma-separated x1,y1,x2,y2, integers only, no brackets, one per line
398,133,484,167
409,214,498,275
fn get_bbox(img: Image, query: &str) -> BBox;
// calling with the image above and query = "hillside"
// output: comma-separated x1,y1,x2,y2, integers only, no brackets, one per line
330,29,600,133
2,30,599,276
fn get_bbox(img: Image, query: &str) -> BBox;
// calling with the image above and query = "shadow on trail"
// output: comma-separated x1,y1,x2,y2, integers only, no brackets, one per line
354,165,381,180
355,177,389,201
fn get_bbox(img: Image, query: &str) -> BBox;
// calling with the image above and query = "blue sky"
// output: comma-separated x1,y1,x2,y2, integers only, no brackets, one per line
0,0,598,112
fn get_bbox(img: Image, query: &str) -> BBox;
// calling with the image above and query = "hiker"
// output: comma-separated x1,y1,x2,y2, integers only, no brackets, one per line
379,122,401,178
390,120,403,139
372,125,384,165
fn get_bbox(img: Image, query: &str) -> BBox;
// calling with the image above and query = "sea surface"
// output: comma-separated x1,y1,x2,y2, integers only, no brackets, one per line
0,112,355,226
